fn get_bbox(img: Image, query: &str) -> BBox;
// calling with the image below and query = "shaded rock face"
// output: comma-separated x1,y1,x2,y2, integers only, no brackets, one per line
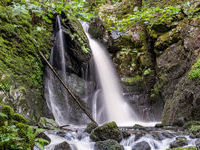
90,122,122,142
161,18,200,125
132,141,151,150
95,139,124,150
0,2,52,123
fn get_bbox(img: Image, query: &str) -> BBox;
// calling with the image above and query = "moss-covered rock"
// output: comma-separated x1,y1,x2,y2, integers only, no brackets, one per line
170,137,188,148
0,1,52,123
84,122,98,134
12,113,27,123
2,105,14,120
132,141,151,150
167,146,197,150
95,139,124,150
38,117,59,130
90,122,122,142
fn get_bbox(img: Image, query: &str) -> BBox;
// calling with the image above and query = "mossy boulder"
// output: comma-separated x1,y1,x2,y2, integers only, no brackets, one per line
95,139,124,150
84,122,98,134
12,113,27,123
90,122,122,142
132,141,151,150
166,146,197,150
170,137,188,148
38,117,59,130
2,105,14,120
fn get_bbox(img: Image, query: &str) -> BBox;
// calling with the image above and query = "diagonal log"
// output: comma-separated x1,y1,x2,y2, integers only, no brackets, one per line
39,51,97,125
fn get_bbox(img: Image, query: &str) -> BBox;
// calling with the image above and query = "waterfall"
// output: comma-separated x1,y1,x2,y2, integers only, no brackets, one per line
44,15,69,126
82,23,139,125
45,15,139,126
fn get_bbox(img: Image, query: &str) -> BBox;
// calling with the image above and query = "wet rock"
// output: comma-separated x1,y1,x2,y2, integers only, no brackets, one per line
56,131,67,138
77,132,88,140
95,139,124,150
195,139,200,149
162,131,175,138
183,121,200,129
121,130,131,139
150,131,165,141
84,122,98,134
90,122,122,142
54,141,71,150
38,117,59,130
132,141,151,150
155,123,164,128
134,131,146,141
170,137,188,148
133,124,146,131
167,146,197,150
36,132,51,146
88,17,105,40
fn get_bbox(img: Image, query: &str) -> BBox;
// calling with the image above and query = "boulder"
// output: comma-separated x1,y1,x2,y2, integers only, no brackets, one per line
132,141,151,150
95,139,124,150
88,17,106,40
53,141,71,150
36,132,51,146
38,117,59,130
195,139,200,150
90,122,122,142
84,122,98,134
170,137,188,148
121,130,131,139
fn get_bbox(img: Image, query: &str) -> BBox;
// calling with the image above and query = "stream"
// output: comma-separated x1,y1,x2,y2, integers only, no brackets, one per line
44,124,198,150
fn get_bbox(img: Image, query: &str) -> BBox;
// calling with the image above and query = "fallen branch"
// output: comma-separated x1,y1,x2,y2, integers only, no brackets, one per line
39,51,97,125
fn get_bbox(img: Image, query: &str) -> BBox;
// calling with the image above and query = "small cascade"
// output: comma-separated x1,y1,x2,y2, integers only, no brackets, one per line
44,15,69,126
82,23,139,125
44,16,92,126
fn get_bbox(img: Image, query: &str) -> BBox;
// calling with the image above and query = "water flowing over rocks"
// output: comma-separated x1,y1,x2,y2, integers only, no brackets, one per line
132,141,151,150
95,139,124,150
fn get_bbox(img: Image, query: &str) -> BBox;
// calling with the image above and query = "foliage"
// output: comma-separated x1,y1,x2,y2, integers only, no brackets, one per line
0,104,49,150
100,1,199,31
189,59,200,80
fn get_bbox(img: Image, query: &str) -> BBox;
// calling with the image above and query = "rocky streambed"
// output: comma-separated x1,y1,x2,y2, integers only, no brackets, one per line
41,121,200,150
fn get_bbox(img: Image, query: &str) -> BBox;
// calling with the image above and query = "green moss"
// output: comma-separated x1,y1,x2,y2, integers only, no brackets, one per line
0,112,8,126
2,105,14,120
15,122,29,138
121,75,143,84
13,113,27,123
189,125,200,134
166,146,197,150
90,121,122,142
0,1,52,122
189,59,200,79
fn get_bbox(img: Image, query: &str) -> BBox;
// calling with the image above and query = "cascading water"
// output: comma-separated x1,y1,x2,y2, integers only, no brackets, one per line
44,16,91,126
82,23,139,125
44,15,69,126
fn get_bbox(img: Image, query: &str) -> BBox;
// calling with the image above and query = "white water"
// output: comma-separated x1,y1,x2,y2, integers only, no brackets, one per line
45,130,197,150
82,23,139,125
